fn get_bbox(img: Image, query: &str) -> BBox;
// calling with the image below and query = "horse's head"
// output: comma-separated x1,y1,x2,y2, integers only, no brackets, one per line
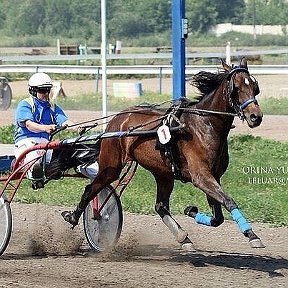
221,58,263,128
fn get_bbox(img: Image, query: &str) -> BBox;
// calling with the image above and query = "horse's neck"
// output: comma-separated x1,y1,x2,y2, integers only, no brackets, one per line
193,85,234,136
197,82,229,110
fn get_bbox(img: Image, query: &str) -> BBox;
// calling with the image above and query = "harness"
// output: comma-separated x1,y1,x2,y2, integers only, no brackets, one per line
156,97,190,182
155,67,260,181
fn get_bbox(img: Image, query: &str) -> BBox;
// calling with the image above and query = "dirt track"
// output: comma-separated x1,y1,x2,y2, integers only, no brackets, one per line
1,111,287,288
1,203,287,288
1,78,288,287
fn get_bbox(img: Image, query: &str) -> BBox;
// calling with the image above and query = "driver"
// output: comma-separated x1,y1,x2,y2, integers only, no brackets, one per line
14,72,98,188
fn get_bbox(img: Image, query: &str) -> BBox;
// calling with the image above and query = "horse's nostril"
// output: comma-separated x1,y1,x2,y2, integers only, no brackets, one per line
250,114,258,122
250,114,262,125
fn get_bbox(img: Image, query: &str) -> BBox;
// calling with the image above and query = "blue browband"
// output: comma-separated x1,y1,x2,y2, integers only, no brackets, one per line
228,66,249,80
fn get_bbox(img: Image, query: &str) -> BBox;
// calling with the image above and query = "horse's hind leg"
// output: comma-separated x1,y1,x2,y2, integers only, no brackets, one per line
61,182,93,227
154,175,194,251
62,166,121,227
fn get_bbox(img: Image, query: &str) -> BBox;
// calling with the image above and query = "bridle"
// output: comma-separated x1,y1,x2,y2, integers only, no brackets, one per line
226,66,260,120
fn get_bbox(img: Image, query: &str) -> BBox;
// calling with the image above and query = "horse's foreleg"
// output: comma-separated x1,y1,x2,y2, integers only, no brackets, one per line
154,176,194,251
190,172,265,248
185,196,224,227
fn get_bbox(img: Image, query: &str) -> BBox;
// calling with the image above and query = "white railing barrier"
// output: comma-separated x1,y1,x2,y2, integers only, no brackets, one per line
1,64,288,94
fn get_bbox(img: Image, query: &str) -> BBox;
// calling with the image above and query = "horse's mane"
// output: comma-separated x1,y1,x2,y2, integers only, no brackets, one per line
129,70,229,111
190,70,228,102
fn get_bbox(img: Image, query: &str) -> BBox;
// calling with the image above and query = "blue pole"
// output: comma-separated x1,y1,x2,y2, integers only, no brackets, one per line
172,0,186,101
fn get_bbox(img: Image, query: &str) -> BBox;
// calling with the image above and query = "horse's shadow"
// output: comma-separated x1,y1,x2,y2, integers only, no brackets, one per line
182,250,286,278
116,244,287,278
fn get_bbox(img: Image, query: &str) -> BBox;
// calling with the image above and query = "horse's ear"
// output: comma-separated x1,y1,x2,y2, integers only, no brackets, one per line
240,57,248,68
220,58,231,72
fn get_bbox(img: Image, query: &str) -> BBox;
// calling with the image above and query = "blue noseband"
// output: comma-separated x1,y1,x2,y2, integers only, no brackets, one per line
239,97,257,110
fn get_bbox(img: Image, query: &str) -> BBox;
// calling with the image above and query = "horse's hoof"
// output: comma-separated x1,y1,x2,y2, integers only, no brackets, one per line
180,236,195,252
61,211,78,228
249,238,265,248
181,242,195,252
184,206,198,218
176,229,188,243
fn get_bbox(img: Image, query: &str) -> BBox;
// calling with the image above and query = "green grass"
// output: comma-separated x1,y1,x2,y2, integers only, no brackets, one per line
2,134,287,226
258,97,288,115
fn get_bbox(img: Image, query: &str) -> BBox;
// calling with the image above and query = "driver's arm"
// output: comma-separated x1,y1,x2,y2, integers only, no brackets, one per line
24,120,56,134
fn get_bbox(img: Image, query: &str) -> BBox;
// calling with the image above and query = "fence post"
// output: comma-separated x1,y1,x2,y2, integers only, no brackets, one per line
159,67,163,94
172,0,186,101
226,41,231,65
95,67,100,94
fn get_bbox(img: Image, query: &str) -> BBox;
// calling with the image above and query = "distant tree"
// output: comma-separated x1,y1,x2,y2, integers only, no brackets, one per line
42,0,72,36
214,0,246,24
140,0,171,33
108,0,170,38
186,0,246,34
69,1,100,39
244,0,288,25
9,0,45,35
0,0,7,29
186,0,217,34
0,0,21,32
0,10,5,29
1,0,288,46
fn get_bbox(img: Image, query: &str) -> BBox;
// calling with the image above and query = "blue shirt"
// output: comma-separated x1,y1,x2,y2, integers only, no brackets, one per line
14,96,68,143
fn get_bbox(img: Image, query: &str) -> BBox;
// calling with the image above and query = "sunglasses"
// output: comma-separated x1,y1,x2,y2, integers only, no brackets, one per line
37,87,51,94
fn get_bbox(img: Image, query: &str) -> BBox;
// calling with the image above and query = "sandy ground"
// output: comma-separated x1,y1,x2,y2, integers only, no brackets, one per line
1,203,287,288
1,77,288,288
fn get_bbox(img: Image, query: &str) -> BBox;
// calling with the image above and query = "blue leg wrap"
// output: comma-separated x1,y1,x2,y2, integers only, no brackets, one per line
230,208,251,233
195,212,212,226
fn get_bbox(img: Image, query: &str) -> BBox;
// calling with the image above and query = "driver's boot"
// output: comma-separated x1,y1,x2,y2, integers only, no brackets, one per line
31,161,45,190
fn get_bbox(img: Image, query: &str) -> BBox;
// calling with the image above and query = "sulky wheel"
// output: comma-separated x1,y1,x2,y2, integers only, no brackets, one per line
0,78,12,110
0,196,12,256
83,185,123,252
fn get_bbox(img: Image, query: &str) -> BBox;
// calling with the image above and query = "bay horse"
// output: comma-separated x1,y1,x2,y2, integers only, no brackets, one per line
62,58,265,250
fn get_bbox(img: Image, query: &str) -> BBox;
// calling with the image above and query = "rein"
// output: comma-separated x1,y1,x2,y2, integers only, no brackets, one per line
181,107,237,117
65,106,238,134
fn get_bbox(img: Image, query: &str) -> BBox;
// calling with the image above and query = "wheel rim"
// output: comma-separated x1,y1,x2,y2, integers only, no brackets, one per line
0,197,12,255
83,186,122,252
0,85,12,110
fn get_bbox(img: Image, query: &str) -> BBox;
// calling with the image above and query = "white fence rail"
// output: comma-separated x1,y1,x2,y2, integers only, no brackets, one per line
1,64,288,75
1,49,288,63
